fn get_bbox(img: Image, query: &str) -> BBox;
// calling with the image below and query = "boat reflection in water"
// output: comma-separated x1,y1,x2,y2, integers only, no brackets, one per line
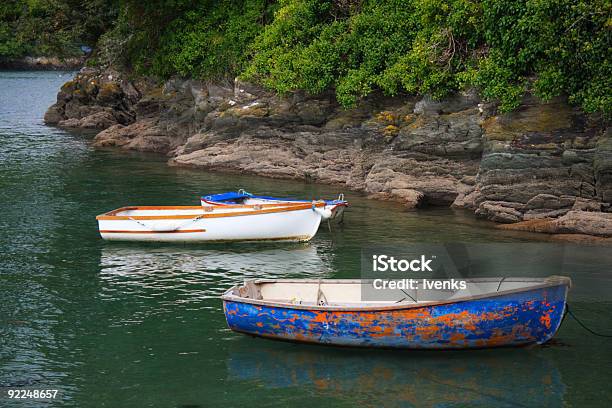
98,244,335,300
227,342,564,407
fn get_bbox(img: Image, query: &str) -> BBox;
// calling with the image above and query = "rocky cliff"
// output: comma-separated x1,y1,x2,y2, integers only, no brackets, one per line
45,68,612,240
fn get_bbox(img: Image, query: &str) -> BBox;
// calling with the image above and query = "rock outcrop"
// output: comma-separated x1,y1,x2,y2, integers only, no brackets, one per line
464,100,608,224
498,211,612,238
45,68,612,238
44,68,141,130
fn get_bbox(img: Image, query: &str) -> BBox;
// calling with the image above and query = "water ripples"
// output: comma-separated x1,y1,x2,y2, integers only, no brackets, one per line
96,243,336,323
1,70,610,407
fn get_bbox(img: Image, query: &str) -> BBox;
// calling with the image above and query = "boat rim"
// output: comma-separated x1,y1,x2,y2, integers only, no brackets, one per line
96,202,326,221
201,198,349,207
221,276,571,312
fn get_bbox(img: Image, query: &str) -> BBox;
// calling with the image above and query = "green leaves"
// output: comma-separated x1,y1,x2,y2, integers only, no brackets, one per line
5,0,606,116
0,0,118,59
478,0,611,114
125,0,274,80
241,0,610,114
243,0,421,104
242,0,481,106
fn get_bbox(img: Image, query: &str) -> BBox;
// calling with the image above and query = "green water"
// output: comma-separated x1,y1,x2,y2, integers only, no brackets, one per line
1,71,610,407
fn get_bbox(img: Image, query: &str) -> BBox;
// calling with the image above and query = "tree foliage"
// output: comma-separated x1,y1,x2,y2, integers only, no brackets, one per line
242,0,610,114
0,0,118,58
123,0,277,79
1,0,610,115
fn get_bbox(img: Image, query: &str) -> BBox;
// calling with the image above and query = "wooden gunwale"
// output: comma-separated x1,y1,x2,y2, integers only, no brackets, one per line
96,202,325,221
221,276,571,313
202,199,349,207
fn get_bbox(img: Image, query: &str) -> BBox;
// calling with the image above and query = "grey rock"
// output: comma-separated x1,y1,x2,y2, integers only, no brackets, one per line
43,68,137,130
572,197,603,212
554,211,612,237
46,73,611,238
43,104,63,124
594,130,612,202
523,208,571,220
475,201,523,223
524,194,575,210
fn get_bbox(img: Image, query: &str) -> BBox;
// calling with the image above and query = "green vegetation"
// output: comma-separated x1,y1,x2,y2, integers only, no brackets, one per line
0,0,117,58
2,0,610,115
240,0,611,113
121,0,278,79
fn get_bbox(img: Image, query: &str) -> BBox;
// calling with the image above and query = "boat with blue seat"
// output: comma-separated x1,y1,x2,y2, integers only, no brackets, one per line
96,202,327,243
201,190,348,221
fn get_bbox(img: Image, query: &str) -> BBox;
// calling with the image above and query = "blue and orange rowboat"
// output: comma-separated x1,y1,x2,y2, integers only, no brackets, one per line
201,190,348,221
221,276,571,349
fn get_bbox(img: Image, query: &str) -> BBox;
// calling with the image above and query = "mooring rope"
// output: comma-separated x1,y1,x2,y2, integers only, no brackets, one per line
396,289,417,303
566,304,612,338
496,277,507,292
128,217,151,229
128,214,204,232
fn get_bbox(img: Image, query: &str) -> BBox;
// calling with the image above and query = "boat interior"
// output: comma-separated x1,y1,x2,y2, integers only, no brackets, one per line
204,195,312,205
99,203,309,218
227,277,569,307
238,198,289,205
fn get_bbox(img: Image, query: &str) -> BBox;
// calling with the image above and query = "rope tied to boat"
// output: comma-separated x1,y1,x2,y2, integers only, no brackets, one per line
128,214,205,232
395,289,417,304
338,208,345,224
565,304,612,338
496,277,507,292
127,217,151,230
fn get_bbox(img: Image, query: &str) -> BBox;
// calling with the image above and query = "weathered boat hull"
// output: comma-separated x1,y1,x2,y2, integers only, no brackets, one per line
96,204,323,242
223,283,568,349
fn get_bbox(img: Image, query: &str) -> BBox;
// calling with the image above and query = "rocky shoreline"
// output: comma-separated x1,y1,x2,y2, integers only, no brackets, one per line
44,68,612,241
0,56,85,71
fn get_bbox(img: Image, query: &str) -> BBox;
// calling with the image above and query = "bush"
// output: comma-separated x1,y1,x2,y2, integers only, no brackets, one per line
476,0,611,114
121,0,277,80
0,0,118,59
4,0,609,116
242,0,611,115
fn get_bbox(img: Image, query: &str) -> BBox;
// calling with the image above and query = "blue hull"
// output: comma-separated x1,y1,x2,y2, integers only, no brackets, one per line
223,284,568,349
201,191,347,207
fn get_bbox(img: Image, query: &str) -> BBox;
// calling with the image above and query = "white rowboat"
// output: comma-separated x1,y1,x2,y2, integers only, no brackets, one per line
96,202,326,242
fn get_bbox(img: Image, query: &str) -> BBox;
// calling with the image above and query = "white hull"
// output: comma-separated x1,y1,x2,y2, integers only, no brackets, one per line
97,204,323,242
